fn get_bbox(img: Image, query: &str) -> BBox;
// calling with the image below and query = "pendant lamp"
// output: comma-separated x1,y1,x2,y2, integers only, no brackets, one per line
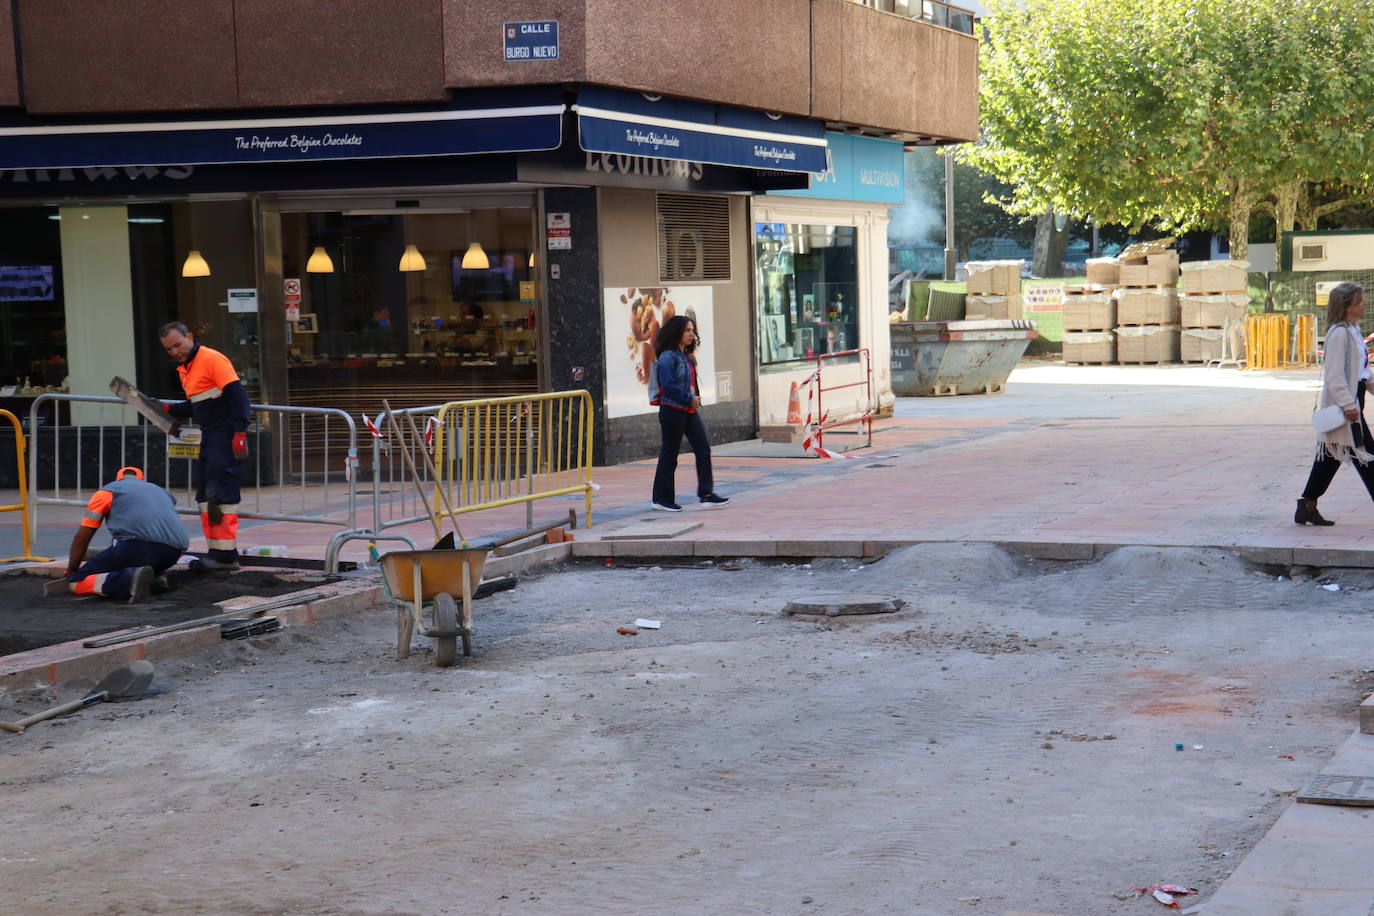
181,249,211,278
398,244,426,272
306,246,335,273
461,241,490,269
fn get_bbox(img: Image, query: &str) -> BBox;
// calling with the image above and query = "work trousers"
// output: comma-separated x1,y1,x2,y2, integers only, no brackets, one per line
1303,380,1374,501
652,406,713,505
71,539,182,600
197,428,241,560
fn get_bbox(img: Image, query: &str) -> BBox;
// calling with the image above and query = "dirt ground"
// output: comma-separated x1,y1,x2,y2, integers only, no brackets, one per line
0,569,339,655
2,543,1370,915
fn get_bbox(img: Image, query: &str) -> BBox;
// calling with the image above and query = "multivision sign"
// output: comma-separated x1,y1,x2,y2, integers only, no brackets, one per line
771,132,904,204
504,20,559,60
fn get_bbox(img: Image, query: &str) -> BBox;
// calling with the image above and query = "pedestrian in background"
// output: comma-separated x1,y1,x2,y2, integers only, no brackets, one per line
1296,281,1374,525
650,315,729,512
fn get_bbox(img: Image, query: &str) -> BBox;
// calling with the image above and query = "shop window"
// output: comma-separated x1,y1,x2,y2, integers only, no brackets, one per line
280,208,539,414
657,193,731,282
0,208,65,396
755,222,858,365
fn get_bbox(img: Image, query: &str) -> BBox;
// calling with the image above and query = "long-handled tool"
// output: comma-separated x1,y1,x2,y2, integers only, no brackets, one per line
381,401,446,544
0,660,155,734
401,406,467,546
381,400,465,547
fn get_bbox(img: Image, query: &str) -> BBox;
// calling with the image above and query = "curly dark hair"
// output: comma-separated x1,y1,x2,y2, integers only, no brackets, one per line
653,315,698,356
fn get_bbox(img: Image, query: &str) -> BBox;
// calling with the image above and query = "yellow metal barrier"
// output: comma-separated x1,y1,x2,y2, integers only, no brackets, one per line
1244,314,1291,371
0,409,53,563
433,390,595,526
1288,314,1318,368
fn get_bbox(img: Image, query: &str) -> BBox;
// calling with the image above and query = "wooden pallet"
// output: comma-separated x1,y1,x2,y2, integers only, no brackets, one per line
1064,360,1115,366
1064,327,1114,333
1118,283,1176,290
1182,289,1248,297
1116,359,1178,366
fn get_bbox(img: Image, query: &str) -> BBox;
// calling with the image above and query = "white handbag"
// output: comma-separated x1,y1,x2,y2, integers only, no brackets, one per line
1312,404,1349,434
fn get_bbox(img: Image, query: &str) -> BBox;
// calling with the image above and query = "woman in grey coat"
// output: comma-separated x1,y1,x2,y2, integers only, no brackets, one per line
1296,281,1374,525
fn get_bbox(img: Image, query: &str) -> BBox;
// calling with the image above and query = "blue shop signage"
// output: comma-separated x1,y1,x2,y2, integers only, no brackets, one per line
772,132,905,204
504,20,559,61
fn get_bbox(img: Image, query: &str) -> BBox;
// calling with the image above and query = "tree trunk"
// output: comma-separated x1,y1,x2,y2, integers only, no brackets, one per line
1226,176,1252,263
1272,179,1302,269
1032,211,1067,277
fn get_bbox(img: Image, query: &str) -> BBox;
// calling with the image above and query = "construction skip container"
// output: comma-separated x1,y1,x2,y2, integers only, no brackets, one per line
889,320,1039,397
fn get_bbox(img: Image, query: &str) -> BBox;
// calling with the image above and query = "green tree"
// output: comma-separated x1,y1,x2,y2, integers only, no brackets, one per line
964,0,1374,261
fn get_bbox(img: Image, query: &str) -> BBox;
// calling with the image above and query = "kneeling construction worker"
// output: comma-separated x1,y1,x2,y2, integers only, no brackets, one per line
159,321,250,571
65,467,189,603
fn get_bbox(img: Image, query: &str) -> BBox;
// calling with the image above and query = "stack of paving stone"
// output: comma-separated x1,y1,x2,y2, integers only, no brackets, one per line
1113,240,1181,364
1179,259,1250,364
1061,282,1117,365
963,260,1024,320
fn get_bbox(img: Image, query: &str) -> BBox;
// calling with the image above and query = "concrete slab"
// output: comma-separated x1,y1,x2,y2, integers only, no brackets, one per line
610,539,695,558
600,520,703,540
1240,545,1295,566
692,540,778,557
999,540,1094,561
1203,730,1374,914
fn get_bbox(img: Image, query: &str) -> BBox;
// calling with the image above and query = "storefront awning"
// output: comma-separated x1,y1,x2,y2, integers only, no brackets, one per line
573,86,827,174
0,88,565,171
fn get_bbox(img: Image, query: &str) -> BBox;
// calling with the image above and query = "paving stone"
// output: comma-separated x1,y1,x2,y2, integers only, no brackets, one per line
773,540,865,558
692,540,778,557
601,521,703,540
611,540,694,558
1239,545,1294,566
1292,547,1374,569
999,541,1094,560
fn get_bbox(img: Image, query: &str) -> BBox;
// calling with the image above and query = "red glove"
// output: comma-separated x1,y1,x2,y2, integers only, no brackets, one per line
232,432,248,459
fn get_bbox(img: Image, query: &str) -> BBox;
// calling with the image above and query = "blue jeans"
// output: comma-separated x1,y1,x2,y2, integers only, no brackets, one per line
652,407,713,505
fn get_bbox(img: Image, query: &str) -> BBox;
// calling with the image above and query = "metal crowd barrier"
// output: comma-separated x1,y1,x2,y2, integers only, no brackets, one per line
0,408,52,563
808,348,875,454
27,394,359,571
434,391,595,526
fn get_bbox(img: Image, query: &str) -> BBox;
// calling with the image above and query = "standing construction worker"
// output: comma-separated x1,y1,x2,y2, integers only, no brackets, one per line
159,321,250,571
65,467,189,603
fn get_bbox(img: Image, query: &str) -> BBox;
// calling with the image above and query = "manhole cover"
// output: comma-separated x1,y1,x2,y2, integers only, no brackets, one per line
1297,774,1374,806
782,594,905,617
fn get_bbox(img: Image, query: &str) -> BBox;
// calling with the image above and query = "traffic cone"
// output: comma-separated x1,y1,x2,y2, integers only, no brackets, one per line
786,381,802,424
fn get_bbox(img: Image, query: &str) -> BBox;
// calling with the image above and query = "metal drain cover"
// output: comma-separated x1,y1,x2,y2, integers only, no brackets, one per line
783,594,905,617
1297,774,1374,806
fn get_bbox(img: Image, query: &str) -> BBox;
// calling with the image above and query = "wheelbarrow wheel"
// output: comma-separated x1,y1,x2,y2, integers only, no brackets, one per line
432,592,458,668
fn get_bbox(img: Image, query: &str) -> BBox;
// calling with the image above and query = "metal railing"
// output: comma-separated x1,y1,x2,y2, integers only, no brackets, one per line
0,409,52,563
27,394,359,570
852,0,977,34
434,391,595,526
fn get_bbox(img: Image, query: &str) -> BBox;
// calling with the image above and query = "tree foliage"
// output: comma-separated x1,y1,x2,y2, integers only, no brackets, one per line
964,0,1374,260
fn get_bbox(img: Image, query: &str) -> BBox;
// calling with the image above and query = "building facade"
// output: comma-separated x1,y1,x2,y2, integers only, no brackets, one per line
0,0,977,463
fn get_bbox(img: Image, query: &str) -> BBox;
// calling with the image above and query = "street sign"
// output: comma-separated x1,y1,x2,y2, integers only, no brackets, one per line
504,21,559,61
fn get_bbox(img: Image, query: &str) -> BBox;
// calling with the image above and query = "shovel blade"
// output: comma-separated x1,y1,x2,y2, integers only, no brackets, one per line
90,660,155,701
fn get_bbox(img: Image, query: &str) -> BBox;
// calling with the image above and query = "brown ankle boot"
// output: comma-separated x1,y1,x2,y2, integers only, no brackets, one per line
1295,498,1335,526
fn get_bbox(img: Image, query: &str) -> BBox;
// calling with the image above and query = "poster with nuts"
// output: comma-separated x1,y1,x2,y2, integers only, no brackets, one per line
602,286,715,418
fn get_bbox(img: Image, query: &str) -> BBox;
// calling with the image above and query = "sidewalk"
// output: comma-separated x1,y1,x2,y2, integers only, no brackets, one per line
1,364,1356,568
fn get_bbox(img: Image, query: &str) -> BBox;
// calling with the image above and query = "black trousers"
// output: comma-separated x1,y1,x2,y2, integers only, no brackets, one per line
1302,380,1374,500
652,406,713,505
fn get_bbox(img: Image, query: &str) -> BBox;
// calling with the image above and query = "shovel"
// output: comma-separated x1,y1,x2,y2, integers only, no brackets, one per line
0,661,155,734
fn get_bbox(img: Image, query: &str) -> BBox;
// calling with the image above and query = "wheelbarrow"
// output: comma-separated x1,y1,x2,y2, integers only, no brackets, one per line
379,547,489,667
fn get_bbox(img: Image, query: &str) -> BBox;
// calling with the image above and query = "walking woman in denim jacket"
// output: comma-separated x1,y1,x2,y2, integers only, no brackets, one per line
650,315,729,512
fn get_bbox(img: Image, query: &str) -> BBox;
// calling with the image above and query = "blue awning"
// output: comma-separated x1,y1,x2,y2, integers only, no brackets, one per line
0,88,565,171
574,86,827,173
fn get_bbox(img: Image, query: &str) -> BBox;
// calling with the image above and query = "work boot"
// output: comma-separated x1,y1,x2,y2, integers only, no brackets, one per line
151,575,171,594
191,555,240,573
127,566,155,605
1295,498,1335,526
